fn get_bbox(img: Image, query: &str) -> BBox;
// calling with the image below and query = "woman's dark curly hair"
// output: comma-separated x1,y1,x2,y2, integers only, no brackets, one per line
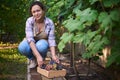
29,1,46,16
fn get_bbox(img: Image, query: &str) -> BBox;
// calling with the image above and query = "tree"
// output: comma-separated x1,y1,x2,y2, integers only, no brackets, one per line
0,0,32,42
41,0,120,67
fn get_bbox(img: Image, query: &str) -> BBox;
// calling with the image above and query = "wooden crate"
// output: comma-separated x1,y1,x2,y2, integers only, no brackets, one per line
37,67,66,79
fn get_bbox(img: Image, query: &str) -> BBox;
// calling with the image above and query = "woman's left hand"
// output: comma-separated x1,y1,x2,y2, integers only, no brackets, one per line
52,55,60,63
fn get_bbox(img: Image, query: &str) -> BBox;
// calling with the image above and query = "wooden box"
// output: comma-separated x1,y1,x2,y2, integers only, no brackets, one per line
37,67,66,78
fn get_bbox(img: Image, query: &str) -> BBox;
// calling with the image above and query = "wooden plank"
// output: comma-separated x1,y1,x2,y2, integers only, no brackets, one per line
41,76,52,80
41,75,66,80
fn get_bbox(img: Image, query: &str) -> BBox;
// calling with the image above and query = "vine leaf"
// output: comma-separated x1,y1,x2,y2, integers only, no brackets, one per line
110,10,120,22
103,0,120,7
58,33,74,52
89,0,99,4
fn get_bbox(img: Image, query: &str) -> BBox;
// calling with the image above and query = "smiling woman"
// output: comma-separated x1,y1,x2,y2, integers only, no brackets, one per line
18,1,60,69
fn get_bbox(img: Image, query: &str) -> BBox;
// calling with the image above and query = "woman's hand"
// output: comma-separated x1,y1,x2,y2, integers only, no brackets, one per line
52,55,60,63
36,56,44,67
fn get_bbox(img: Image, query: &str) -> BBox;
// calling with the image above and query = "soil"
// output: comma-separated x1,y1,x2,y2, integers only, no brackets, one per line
59,55,120,80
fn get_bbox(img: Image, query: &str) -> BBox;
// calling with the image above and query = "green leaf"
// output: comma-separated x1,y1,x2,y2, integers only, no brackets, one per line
73,33,85,43
98,12,112,32
63,18,81,32
60,32,74,43
101,37,109,45
89,0,99,5
56,0,64,7
58,32,74,52
75,8,98,23
67,8,98,32
84,31,97,46
63,0,75,10
82,52,92,59
106,52,120,67
103,0,120,7
98,12,108,23
58,41,66,52
110,10,120,22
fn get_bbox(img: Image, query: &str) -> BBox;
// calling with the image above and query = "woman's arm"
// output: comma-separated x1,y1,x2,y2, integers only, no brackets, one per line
50,46,60,63
29,41,44,67
46,18,59,63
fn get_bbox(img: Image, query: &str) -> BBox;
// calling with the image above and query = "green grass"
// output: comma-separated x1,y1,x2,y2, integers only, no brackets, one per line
0,48,27,80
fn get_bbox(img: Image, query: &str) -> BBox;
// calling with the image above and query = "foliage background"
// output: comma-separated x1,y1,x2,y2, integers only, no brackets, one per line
0,0,32,42
0,0,120,68
42,0,120,67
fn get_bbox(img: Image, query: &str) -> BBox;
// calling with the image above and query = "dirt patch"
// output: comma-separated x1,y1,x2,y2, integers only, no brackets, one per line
60,57,115,80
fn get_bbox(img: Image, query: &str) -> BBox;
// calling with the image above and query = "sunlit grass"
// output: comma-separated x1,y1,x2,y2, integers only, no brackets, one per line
0,46,27,80
0,42,18,47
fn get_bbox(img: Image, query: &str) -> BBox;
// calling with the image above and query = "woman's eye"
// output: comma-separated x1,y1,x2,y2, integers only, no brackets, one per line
32,11,35,13
36,10,40,12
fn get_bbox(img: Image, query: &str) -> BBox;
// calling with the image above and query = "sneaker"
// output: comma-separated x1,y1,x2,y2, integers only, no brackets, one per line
28,58,37,68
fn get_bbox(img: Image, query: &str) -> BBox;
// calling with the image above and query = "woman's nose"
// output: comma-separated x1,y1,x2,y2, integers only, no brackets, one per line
35,11,38,15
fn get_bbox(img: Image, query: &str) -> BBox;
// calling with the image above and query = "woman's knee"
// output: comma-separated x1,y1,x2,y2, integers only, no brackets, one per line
36,39,49,53
18,39,31,55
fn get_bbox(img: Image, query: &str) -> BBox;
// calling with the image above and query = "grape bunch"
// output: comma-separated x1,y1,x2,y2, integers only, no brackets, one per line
41,60,63,71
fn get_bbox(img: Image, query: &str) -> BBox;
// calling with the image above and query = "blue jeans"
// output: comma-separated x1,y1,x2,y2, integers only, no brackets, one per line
18,39,49,60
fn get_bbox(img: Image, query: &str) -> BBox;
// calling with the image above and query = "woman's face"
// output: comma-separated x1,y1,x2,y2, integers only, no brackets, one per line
31,5,45,21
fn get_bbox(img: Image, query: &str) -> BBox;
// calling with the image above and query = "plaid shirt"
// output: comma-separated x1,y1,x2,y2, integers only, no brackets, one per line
25,17,56,47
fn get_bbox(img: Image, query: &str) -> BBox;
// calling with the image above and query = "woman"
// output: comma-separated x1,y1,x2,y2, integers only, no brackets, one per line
18,1,59,68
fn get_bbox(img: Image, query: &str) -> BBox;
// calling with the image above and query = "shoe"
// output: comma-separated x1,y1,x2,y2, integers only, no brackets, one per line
28,58,37,68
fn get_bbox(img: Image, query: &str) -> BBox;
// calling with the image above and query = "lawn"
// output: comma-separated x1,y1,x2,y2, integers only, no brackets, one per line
0,45,27,80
